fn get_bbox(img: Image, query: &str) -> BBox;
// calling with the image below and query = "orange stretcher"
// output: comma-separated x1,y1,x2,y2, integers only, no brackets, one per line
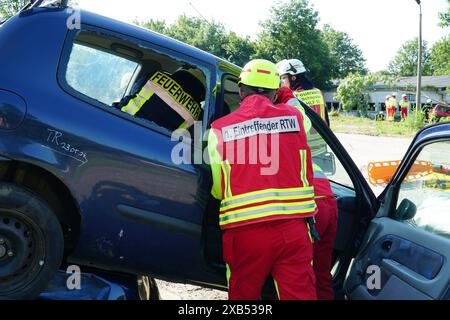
368,160,434,186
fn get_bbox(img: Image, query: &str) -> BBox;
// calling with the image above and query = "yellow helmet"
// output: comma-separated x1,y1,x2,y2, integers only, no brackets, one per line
238,59,280,90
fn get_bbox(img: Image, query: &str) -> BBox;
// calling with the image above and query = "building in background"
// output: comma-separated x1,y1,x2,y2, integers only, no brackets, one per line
325,76,450,117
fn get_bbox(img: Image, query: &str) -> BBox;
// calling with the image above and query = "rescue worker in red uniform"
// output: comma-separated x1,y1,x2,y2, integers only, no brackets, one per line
208,59,318,300
385,95,392,120
276,59,338,300
388,93,398,121
400,94,410,120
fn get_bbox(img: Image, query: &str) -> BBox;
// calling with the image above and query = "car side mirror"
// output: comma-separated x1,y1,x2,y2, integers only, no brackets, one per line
394,199,417,221
314,152,336,176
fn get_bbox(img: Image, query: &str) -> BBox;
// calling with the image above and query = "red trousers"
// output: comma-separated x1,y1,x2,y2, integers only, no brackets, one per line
313,197,338,300
387,107,395,120
401,107,408,119
222,219,317,300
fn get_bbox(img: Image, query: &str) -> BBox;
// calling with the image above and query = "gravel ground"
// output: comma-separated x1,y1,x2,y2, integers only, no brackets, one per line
155,280,228,300
155,133,413,300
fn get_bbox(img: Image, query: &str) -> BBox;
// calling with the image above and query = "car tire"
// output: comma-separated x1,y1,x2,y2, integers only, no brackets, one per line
0,183,64,300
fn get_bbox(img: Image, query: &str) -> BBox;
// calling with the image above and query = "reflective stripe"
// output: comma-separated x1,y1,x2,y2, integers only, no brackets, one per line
221,187,314,203
306,222,314,243
226,264,231,289
219,201,317,226
122,75,199,127
221,161,232,199
208,130,223,200
299,150,309,187
274,279,280,300
122,83,155,115
179,121,188,129
147,81,195,127
220,187,315,211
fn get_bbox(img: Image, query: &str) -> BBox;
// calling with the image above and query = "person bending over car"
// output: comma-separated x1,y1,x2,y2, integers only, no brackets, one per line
118,67,206,131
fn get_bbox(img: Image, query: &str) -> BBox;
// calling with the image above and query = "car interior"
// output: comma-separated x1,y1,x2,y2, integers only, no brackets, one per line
68,30,208,134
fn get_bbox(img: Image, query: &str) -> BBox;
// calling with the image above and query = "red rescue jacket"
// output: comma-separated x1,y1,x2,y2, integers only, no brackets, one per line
208,94,317,230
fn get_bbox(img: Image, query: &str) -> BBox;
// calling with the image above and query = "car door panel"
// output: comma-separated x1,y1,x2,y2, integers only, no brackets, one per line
345,124,450,300
345,210,450,300
333,192,357,252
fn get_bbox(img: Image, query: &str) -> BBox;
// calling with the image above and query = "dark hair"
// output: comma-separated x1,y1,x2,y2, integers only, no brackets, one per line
291,73,315,91
239,84,277,101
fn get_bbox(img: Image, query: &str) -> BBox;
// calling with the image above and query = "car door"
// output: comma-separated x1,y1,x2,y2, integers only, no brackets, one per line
300,107,380,298
54,24,215,281
344,123,450,300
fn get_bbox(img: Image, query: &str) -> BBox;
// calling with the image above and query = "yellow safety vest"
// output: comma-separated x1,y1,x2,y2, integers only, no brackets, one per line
294,89,328,157
400,100,410,108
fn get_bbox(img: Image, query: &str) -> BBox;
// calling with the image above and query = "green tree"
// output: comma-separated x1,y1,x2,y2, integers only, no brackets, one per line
439,0,450,27
430,36,450,76
137,15,255,67
322,24,367,79
136,19,167,34
222,32,256,67
0,0,28,20
335,73,376,115
387,38,433,76
255,0,333,89
1,0,78,20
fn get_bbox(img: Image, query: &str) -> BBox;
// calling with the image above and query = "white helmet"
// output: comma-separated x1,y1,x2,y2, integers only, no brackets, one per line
402,94,407,98
392,92,397,97
276,59,307,76
386,95,391,100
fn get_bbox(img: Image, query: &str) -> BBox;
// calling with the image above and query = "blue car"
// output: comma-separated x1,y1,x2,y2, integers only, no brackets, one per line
0,1,449,300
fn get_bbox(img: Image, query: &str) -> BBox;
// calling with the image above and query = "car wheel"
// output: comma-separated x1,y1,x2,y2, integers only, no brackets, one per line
0,183,64,300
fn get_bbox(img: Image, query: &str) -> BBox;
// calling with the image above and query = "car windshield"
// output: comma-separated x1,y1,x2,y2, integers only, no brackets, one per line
397,141,450,239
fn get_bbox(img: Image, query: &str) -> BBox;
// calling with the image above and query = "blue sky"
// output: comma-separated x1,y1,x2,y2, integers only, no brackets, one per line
76,0,449,72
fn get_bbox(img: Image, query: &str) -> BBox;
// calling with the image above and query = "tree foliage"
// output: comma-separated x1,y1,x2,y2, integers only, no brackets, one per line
0,0,28,19
1,0,78,20
430,36,450,76
322,24,367,79
136,15,255,67
138,0,368,87
439,0,450,27
254,0,333,89
387,38,433,76
334,73,376,114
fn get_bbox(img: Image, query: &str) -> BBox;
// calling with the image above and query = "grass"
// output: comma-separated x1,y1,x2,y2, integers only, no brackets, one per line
330,114,421,137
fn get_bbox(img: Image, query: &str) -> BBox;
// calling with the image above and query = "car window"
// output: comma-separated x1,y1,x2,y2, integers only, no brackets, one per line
307,116,354,189
62,29,209,133
397,141,450,239
221,76,240,115
66,43,140,106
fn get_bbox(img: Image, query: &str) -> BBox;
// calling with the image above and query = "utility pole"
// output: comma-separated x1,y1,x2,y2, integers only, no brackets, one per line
415,0,422,117
189,2,212,26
